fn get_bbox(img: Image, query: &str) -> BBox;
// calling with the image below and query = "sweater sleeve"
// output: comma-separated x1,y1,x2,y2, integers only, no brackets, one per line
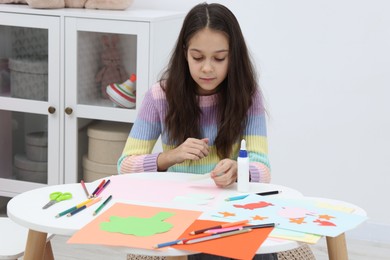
117,86,162,174
244,90,271,183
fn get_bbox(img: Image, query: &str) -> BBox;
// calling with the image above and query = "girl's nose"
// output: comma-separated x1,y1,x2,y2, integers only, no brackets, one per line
201,60,213,72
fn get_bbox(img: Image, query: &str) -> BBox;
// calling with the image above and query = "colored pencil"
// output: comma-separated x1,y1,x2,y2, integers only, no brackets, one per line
189,219,249,235
93,195,112,216
185,228,252,244
55,198,94,218
153,239,183,249
245,223,276,229
67,197,102,217
205,223,276,234
154,229,228,248
80,180,90,198
94,179,110,197
256,190,281,196
91,179,106,197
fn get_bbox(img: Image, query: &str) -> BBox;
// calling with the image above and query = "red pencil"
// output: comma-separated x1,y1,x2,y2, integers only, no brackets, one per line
91,179,106,197
94,179,111,197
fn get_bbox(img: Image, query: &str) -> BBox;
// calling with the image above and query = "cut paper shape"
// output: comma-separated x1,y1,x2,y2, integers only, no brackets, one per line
234,201,274,210
189,172,211,181
315,202,355,213
313,219,336,226
318,214,335,220
172,219,273,260
218,211,236,217
289,218,307,224
100,212,174,236
270,228,321,244
202,195,367,237
278,207,316,218
185,193,215,200
68,203,202,250
104,175,222,206
252,215,268,221
173,193,214,205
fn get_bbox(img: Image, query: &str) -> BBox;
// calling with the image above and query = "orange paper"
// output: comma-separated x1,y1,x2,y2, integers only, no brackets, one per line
172,219,273,260
67,203,202,249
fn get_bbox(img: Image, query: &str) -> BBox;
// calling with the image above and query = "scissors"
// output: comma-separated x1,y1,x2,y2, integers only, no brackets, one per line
42,192,72,209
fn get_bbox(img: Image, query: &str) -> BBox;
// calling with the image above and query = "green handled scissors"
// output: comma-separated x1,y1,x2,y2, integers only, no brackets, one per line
42,192,72,209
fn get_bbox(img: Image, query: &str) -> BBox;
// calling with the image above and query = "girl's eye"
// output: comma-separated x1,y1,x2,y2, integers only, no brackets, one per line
215,57,226,62
192,56,203,61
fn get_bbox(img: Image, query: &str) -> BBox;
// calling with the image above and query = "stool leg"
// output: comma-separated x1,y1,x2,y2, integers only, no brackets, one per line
326,233,348,260
24,229,47,260
44,240,54,260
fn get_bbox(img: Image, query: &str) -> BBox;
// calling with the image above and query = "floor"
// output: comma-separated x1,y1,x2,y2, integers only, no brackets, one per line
1,196,390,260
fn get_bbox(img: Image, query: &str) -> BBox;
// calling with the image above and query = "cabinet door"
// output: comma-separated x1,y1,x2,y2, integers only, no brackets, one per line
0,13,60,196
64,18,149,183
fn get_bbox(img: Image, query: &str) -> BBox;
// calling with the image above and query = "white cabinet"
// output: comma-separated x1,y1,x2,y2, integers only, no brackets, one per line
0,5,184,196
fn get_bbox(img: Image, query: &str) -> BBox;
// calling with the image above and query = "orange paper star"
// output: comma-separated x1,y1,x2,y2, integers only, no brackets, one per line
252,215,268,221
218,211,236,217
318,214,335,220
289,217,306,224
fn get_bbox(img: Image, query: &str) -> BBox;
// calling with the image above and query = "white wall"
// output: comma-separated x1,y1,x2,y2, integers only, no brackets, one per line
133,0,390,242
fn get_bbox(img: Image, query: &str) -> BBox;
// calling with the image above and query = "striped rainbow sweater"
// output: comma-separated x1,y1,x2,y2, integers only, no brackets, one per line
117,83,271,183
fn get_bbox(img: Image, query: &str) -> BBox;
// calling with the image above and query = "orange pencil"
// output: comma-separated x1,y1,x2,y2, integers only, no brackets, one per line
189,219,249,235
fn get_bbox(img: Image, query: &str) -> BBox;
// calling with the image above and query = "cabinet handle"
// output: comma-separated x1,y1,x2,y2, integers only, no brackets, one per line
48,106,56,114
65,107,73,115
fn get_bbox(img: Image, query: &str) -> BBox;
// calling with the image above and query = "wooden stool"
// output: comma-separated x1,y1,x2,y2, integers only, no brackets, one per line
0,217,54,260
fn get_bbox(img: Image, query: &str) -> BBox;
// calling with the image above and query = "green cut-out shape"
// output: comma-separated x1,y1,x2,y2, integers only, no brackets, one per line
100,212,175,236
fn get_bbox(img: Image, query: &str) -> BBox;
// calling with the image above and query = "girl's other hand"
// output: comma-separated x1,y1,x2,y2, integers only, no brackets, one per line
158,138,209,171
173,137,209,163
210,159,237,188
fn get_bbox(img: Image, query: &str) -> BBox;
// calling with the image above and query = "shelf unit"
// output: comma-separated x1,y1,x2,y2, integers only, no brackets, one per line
0,4,184,196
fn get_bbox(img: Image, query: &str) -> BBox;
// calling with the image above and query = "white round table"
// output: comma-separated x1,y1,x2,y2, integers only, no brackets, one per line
7,172,305,259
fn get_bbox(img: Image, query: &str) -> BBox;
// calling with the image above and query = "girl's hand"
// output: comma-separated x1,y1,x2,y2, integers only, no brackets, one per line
210,159,237,188
157,138,209,170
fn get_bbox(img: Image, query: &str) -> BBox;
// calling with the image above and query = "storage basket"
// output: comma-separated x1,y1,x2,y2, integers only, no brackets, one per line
25,131,48,162
87,121,132,165
14,153,47,184
9,57,48,100
82,155,116,182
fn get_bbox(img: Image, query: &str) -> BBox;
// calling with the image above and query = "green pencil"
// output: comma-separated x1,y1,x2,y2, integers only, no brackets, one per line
93,195,112,216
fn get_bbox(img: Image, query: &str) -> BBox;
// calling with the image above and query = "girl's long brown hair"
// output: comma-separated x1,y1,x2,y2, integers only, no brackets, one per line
160,3,262,159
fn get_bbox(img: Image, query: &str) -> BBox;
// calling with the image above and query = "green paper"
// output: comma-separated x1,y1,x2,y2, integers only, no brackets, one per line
100,212,174,236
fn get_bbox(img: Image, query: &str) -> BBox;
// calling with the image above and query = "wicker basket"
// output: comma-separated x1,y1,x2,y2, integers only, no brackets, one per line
126,244,316,260
277,244,316,260
9,57,48,101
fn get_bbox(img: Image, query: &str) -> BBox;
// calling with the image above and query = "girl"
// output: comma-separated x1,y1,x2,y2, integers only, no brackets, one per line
119,3,277,259
118,2,270,189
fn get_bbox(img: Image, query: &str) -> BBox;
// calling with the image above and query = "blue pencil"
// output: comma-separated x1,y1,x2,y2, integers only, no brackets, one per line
224,194,249,201
153,239,182,249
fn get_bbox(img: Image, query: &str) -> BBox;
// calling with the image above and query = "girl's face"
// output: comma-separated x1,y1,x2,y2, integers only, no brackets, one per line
186,28,229,95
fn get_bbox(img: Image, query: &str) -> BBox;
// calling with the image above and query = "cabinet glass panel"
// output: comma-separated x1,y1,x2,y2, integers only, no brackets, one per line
77,118,132,183
0,25,48,101
77,32,137,109
0,110,48,184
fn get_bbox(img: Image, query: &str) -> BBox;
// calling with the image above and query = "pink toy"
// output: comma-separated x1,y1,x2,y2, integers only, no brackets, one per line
95,35,128,98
